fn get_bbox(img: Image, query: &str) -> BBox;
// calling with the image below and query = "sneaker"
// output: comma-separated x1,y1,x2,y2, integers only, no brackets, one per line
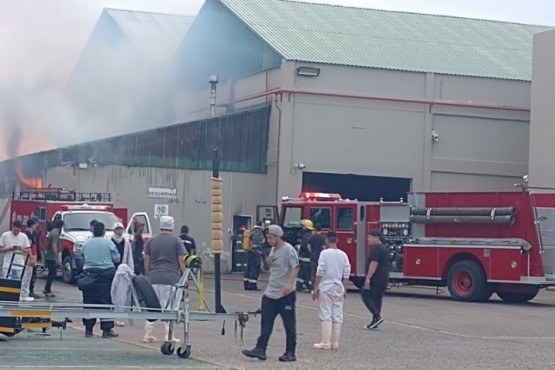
278,352,296,362
30,293,42,299
367,316,384,330
43,292,56,298
101,330,119,339
85,330,94,338
242,347,267,361
20,296,35,302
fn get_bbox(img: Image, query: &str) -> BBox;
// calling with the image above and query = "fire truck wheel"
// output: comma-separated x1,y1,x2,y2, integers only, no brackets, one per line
447,260,491,302
62,256,74,284
496,288,539,303
132,275,162,322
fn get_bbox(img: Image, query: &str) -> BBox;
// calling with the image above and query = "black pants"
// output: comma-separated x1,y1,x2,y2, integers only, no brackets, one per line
244,253,261,289
29,266,37,294
43,260,57,293
81,268,116,332
256,293,296,354
296,261,312,290
361,285,386,319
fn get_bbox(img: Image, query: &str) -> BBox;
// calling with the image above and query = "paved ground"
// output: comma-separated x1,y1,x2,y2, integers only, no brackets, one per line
3,273,555,369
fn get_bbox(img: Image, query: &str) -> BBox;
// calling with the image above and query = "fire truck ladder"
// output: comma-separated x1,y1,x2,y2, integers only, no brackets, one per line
0,268,253,359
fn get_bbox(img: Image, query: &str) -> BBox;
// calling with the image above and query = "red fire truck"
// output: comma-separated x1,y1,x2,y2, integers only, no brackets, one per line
3,188,152,283
279,190,555,303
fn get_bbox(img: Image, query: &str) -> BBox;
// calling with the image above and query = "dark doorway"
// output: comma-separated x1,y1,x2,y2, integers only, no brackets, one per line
302,172,411,202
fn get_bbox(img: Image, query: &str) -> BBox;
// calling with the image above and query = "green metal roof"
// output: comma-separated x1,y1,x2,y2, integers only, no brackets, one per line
218,0,552,81
104,8,194,62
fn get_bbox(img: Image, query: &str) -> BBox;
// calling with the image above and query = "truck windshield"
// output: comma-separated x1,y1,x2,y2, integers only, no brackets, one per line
283,207,302,226
63,213,120,232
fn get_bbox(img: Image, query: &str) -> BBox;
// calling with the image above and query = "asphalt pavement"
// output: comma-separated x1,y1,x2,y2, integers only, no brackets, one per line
2,273,555,369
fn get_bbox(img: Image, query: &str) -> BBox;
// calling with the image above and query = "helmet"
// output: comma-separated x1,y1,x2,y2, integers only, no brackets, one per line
301,219,314,230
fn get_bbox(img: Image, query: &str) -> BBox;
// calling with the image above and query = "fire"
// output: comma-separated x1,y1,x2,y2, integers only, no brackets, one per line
15,160,43,189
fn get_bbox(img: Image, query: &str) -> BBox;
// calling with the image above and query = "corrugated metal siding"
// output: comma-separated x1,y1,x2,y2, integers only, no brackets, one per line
0,105,271,196
218,0,552,80
60,105,271,173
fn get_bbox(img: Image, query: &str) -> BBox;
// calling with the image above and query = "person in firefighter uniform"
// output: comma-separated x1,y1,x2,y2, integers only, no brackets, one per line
244,221,265,291
312,231,351,350
296,219,313,292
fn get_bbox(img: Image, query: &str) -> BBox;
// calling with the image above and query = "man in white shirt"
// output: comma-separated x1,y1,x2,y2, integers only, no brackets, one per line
0,220,31,280
312,231,351,350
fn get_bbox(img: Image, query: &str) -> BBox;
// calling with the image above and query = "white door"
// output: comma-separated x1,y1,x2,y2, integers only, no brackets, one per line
126,212,152,239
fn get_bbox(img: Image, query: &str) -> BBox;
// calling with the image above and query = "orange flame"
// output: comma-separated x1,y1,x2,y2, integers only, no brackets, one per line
15,160,43,189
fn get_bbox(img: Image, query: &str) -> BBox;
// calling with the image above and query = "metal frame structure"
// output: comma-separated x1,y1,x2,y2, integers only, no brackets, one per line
0,267,251,359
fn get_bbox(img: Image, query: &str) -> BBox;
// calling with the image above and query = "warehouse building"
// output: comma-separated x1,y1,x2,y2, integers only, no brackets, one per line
1,0,552,271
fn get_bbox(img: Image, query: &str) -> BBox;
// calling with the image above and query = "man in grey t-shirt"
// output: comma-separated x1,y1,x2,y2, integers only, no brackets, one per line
143,216,186,343
242,225,299,362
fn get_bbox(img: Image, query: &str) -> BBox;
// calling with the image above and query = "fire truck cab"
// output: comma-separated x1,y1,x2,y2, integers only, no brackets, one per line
280,190,555,303
7,188,152,283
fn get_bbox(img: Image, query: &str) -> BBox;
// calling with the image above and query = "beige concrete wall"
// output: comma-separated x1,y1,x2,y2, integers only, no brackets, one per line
44,166,274,272
529,29,555,188
278,62,530,196
171,61,531,203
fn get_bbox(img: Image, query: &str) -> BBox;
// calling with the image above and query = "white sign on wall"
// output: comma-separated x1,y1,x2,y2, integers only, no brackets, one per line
154,204,169,219
148,187,177,199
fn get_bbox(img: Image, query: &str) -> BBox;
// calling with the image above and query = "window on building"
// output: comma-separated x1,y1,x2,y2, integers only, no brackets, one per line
336,208,354,230
310,208,331,229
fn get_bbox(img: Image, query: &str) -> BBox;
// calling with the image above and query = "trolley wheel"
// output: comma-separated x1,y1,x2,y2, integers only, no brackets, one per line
160,341,175,355
176,345,191,359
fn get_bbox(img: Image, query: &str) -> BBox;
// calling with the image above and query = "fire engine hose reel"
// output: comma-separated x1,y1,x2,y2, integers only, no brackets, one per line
410,207,516,224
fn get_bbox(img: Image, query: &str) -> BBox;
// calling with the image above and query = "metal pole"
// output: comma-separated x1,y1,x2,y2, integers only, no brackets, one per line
209,75,218,118
213,148,224,313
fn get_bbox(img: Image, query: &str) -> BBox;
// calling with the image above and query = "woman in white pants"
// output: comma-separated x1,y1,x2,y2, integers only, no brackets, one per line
312,231,351,350
143,216,186,343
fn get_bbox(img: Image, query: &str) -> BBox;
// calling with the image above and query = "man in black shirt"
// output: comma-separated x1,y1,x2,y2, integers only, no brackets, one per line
361,230,389,329
179,225,197,256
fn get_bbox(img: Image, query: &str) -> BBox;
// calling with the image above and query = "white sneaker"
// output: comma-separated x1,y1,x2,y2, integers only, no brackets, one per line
20,297,35,302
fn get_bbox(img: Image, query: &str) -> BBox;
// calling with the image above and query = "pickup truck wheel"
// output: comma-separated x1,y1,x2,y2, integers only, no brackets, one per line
447,260,490,302
62,256,74,284
132,275,162,322
497,289,539,303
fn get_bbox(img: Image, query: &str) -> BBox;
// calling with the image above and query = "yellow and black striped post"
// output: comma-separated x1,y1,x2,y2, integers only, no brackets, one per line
212,148,225,313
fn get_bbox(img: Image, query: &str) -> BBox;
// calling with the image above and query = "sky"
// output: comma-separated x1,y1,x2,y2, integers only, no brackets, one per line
0,0,554,160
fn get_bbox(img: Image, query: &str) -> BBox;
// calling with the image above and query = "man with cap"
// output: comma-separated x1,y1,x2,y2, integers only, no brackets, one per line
361,230,390,330
143,215,186,343
242,224,299,362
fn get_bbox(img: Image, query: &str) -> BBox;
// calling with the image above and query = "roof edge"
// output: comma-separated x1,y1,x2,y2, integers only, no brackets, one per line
278,0,554,28
214,0,287,59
